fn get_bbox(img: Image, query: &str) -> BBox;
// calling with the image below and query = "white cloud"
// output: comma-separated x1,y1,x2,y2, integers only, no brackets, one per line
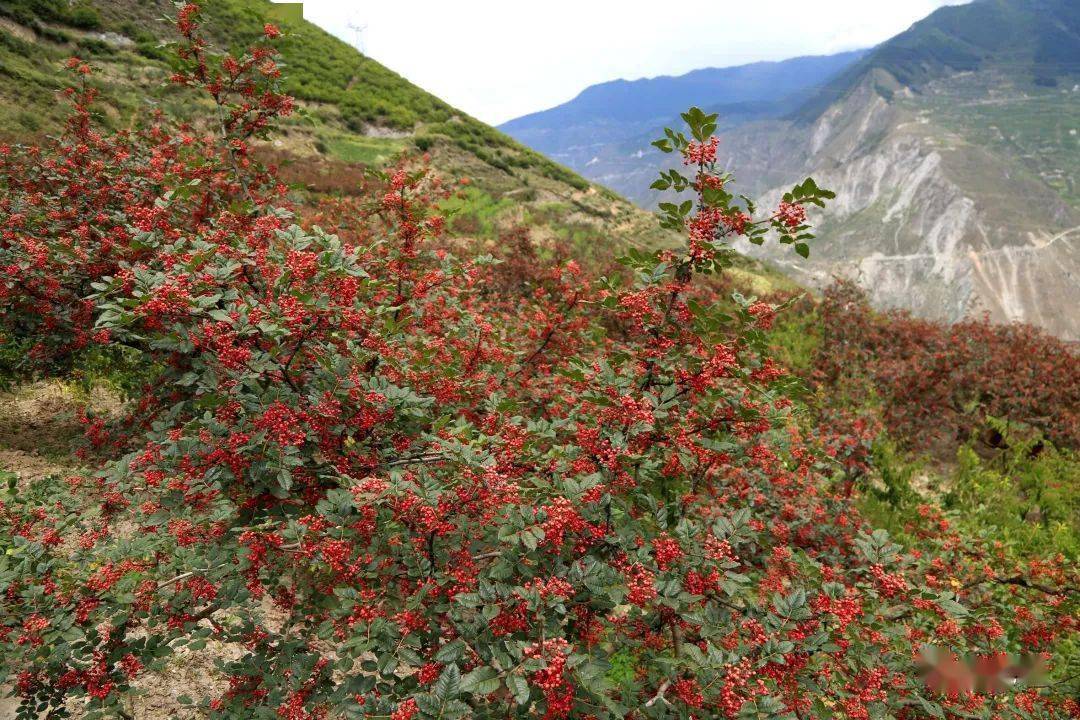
287,0,972,125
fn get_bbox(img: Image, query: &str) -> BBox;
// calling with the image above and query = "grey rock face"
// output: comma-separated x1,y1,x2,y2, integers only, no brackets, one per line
729,73,1080,340
559,70,1080,340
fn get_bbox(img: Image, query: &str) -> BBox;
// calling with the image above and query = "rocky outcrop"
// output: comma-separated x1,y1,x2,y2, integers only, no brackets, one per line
724,71,1080,340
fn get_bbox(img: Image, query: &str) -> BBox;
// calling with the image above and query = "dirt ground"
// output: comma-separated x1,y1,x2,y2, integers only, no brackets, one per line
0,380,123,481
0,381,250,719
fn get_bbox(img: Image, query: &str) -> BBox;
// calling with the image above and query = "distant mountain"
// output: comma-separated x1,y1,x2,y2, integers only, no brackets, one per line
499,51,867,170
502,0,1080,340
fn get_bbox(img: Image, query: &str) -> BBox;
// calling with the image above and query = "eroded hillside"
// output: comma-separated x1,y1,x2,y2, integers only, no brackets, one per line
733,71,1080,339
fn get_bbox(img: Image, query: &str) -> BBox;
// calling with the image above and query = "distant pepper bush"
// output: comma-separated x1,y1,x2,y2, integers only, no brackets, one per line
813,280,1080,453
0,5,1078,719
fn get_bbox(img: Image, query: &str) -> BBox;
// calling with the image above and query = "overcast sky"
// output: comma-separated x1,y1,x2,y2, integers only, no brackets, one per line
290,0,971,126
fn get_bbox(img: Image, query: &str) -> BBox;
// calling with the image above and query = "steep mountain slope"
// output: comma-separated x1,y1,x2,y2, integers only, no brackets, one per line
504,0,1080,339
0,0,688,260
499,50,866,173
727,71,1080,339
796,0,1080,121
725,0,1080,339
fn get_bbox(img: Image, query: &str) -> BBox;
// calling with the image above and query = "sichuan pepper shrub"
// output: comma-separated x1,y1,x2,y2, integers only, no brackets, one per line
1,6,1077,719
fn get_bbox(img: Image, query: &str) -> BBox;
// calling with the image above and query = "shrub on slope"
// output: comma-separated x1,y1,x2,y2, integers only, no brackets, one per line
0,6,1077,719
813,280,1080,454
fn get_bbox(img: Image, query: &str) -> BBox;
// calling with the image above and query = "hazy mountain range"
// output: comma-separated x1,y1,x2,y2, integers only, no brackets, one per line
501,0,1080,340
500,50,869,169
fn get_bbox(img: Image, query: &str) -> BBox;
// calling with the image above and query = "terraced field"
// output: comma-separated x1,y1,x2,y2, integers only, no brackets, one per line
917,73,1080,207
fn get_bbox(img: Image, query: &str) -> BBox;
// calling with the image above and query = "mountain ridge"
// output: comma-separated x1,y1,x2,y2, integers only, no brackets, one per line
504,49,868,129
499,50,867,169
792,0,1080,122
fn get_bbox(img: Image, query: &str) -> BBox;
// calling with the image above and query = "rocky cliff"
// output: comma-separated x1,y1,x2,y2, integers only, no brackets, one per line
730,70,1080,339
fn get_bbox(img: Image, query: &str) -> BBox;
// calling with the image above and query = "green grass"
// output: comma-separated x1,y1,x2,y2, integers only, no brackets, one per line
915,78,1080,207
265,2,302,24
857,429,1080,563
0,0,101,29
856,440,933,541
767,303,821,373
439,187,518,237
0,29,68,134
944,441,1080,560
319,134,406,166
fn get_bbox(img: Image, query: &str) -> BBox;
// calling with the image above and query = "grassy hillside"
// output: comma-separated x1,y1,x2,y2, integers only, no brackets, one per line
1,0,572,179
794,0,1080,122
0,0,715,264
914,72,1080,206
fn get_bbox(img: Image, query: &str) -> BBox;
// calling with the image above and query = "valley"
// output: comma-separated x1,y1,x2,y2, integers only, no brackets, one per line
502,0,1080,339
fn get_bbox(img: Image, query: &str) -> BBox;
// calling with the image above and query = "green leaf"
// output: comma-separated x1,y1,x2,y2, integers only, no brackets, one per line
461,666,501,696
521,527,539,550
936,594,969,618
507,673,531,705
916,695,945,718
415,693,443,715
435,639,466,663
794,243,810,259
434,664,461,700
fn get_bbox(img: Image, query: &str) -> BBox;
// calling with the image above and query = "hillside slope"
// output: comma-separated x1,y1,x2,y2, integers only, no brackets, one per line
0,0,700,264
727,71,1080,339
795,0,1080,121
726,0,1080,339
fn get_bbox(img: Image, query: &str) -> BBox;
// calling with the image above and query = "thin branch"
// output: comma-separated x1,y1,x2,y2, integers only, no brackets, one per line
644,680,671,708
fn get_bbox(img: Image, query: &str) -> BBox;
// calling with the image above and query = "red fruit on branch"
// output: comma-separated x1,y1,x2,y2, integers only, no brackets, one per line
0,6,1075,720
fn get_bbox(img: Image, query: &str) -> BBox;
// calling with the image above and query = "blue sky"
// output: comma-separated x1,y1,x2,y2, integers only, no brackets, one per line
287,0,971,125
